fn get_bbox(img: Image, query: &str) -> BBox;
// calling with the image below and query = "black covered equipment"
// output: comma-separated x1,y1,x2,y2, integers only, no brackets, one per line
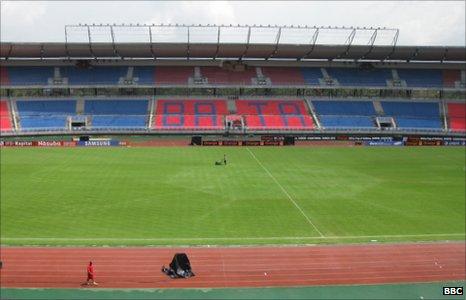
162,253,195,279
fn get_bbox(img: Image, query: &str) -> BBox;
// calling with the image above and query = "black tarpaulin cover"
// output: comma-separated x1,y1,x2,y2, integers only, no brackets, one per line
162,253,195,278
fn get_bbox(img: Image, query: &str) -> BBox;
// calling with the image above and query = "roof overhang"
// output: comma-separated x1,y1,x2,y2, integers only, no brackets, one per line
1,42,465,62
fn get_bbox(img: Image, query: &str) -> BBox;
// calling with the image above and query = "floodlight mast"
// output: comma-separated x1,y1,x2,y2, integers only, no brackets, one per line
64,23,399,61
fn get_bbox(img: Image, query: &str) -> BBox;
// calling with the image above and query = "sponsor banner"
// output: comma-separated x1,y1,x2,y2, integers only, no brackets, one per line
263,140,281,146
365,141,404,146
336,135,349,141
222,141,240,146
202,141,219,146
0,141,34,147
444,141,466,146
408,136,466,142
297,136,395,141
36,141,63,147
76,140,120,147
242,140,261,146
62,141,77,147
297,136,336,141
349,136,394,141
261,136,284,141
405,140,444,146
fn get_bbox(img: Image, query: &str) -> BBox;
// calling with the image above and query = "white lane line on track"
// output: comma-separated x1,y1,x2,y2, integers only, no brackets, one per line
245,147,324,237
1,233,464,241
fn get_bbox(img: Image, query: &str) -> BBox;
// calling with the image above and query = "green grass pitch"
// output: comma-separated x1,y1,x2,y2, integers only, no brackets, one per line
1,146,464,246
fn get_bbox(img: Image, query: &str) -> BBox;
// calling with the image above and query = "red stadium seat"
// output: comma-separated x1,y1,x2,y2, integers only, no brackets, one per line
153,99,228,130
154,67,193,84
236,100,314,130
261,67,305,85
0,100,13,131
448,103,466,132
0,67,9,86
200,67,256,85
443,70,461,88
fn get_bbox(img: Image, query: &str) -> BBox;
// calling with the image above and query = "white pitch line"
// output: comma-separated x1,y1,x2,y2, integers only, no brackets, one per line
1,233,464,241
246,147,324,237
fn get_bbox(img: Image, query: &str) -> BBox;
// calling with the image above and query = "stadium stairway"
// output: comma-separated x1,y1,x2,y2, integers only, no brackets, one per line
304,98,322,129
372,101,385,115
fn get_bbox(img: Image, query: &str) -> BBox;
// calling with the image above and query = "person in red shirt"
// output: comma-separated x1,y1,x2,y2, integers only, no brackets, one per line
85,261,98,286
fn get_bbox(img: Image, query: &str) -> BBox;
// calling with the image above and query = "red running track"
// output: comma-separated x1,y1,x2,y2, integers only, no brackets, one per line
0,242,464,288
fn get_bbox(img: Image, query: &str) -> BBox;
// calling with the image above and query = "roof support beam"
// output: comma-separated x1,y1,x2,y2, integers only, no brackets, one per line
6,43,13,60
87,25,96,59
336,28,356,59
239,27,252,61
384,29,399,61
40,44,45,60
359,29,378,60
214,26,221,60
109,26,121,59
186,26,190,60
266,27,282,60
441,47,448,62
64,25,71,60
300,28,319,60
148,26,156,59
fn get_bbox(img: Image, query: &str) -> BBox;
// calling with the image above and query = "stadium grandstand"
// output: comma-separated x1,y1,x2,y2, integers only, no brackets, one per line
0,24,465,136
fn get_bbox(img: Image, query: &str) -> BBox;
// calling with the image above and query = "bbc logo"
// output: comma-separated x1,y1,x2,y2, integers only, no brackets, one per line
443,287,463,295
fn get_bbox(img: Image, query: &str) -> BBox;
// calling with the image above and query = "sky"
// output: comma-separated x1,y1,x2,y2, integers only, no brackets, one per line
1,1,465,46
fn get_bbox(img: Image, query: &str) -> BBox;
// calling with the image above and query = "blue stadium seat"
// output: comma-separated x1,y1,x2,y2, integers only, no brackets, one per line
20,116,69,130
381,101,442,129
91,116,147,128
84,99,149,128
327,68,391,87
17,100,76,129
319,115,374,128
397,69,442,88
300,68,322,85
312,100,377,129
312,100,376,116
7,67,54,85
395,117,442,129
133,67,154,85
381,101,440,117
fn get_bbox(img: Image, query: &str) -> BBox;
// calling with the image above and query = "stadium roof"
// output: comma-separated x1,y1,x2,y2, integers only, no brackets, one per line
1,42,465,62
